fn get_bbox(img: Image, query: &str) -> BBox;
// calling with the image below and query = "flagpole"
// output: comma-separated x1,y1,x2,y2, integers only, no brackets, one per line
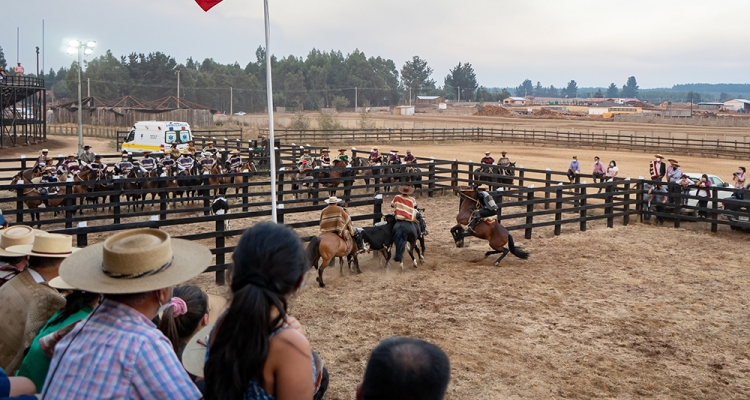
263,0,278,223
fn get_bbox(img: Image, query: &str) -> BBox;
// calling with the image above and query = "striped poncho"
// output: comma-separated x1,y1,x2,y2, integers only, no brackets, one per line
320,205,353,236
391,194,417,221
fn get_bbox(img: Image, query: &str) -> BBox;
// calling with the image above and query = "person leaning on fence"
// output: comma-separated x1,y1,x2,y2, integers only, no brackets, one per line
650,154,666,181
226,150,242,172
566,155,580,183
733,166,746,200
356,337,451,400
467,184,498,235
650,184,669,225
666,160,682,204
678,174,693,206
41,229,212,399
0,234,77,374
0,66,8,83
114,153,133,175
320,197,362,251
695,174,711,218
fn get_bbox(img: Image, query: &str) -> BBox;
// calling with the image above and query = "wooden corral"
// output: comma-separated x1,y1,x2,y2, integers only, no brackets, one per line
52,96,214,127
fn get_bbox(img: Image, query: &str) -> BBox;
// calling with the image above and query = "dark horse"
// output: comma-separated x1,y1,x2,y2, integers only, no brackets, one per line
178,164,202,203
449,186,528,266
392,214,425,271
473,162,516,190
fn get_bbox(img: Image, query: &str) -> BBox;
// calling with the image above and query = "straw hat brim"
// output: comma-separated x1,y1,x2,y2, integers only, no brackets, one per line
48,276,77,290
182,322,215,378
0,228,46,257
5,244,80,258
59,238,212,294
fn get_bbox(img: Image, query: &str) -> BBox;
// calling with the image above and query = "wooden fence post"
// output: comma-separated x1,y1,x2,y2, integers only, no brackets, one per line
635,180,644,223
64,192,74,229
373,194,383,224
277,171,285,205
605,183,614,228
623,179,631,226
242,174,249,212
277,204,285,224
467,162,474,186
203,175,211,216
428,160,435,198
517,167,525,195
544,169,552,209
554,187,563,236
525,190,534,240
580,185,587,231
77,232,88,247
15,187,24,223
159,178,167,220
215,216,226,286
112,179,122,224
451,161,458,188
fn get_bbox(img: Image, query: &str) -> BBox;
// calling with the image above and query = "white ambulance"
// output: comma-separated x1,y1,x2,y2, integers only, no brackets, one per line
121,121,193,153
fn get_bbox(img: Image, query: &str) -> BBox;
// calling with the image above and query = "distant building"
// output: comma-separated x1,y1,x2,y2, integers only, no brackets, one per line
503,97,527,106
415,95,445,104
724,99,750,112
393,105,415,116
697,102,724,110
588,101,622,115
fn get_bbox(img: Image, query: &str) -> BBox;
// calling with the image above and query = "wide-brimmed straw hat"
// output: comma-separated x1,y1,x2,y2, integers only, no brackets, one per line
476,184,489,191
41,149,49,153
321,149,330,153
673,162,680,167
231,149,239,155
398,185,415,195
0,226,44,257
668,158,678,163
48,276,77,291
68,153,76,158
58,229,212,294
325,196,342,204
338,148,346,152
182,322,215,378
6,233,79,258
654,154,664,159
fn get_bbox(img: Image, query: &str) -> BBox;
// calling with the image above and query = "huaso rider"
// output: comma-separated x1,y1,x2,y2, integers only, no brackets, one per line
319,196,363,251
369,147,380,163
480,151,494,173
319,149,331,167
391,184,422,236
467,184,499,235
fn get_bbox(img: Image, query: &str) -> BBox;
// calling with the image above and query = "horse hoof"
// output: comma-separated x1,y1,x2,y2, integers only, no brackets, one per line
494,262,500,267
318,281,325,288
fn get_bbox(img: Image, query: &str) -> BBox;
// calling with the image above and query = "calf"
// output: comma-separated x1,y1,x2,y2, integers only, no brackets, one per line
360,215,397,268
212,197,231,230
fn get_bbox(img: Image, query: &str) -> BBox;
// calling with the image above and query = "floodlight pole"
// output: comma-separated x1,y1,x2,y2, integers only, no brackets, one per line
264,0,278,223
76,47,83,155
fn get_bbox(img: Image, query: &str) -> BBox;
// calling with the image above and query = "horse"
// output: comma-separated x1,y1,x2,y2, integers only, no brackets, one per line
318,159,353,199
352,156,378,192
22,166,43,182
10,173,67,227
207,163,228,197
497,162,516,189
229,161,257,196
161,166,182,203
403,164,422,193
391,214,425,271
306,232,361,288
140,168,161,210
291,164,315,200
72,169,94,215
449,186,529,266
90,169,115,212
121,168,142,212
178,164,201,203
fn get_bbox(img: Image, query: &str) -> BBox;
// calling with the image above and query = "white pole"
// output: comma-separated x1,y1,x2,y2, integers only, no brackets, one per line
264,0,278,223
87,78,90,97
230,86,233,116
77,48,83,155
176,70,180,108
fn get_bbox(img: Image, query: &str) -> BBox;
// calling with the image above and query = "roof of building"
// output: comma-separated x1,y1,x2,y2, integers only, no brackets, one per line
589,101,622,108
507,97,526,101
416,96,442,100
725,99,750,104
697,102,725,106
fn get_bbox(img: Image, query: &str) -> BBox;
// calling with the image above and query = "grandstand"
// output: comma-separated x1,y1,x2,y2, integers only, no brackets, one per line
0,75,46,147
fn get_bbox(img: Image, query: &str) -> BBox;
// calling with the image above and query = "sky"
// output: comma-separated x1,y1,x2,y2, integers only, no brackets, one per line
3,0,749,89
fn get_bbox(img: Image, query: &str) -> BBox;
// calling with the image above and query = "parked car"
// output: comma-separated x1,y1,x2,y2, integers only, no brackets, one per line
677,173,733,216
234,111,246,116
721,196,750,230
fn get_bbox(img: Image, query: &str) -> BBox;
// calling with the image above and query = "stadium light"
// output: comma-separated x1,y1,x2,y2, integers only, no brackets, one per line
66,39,96,155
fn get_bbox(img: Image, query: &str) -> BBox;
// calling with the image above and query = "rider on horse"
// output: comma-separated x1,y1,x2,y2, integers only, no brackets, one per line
114,152,133,175
403,150,417,164
178,150,195,172
137,150,157,174
480,151,494,173
369,147,380,163
298,148,314,166
337,149,349,164
498,151,510,168
467,184,499,235
389,150,400,164
203,141,218,156
80,145,96,165
185,140,197,157
159,153,177,174
226,149,242,172
320,196,363,252
88,154,107,179
319,149,331,167
34,149,49,169
168,142,181,159
199,152,216,173
61,154,81,175
40,167,60,194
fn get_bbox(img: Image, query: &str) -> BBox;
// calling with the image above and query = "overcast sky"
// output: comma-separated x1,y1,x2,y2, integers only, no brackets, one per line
3,0,748,89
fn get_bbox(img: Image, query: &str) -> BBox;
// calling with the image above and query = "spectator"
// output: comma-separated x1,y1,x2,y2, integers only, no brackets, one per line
0,66,8,83
0,367,36,399
642,182,653,222
42,229,212,399
14,63,24,77
0,226,39,287
566,155,580,183
0,214,7,230
606,160,619,181
651,184,669,225
16,277,100,392
204,222,316,400
155,285,209,359
678,174,693,206
592,156,606,190
0,234,76,374
650,154,666,181
695,174,711,218
357,337,451,400
733,166,746,200
666,160,683,204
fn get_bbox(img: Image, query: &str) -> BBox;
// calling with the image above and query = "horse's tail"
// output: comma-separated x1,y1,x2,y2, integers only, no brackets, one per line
307,236,322,270
507,234,529,260
393,224,408,262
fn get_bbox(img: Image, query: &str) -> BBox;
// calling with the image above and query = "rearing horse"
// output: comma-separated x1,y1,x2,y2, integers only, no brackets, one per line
450,186,529,266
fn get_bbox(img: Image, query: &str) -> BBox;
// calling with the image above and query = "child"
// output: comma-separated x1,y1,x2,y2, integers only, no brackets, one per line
679,174,693,206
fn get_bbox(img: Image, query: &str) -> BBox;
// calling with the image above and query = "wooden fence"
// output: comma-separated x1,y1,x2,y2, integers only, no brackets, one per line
263,127,750,159
2,158,748,285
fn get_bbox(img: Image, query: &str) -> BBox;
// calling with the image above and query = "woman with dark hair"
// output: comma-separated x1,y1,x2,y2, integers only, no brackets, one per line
695,173,711,218
157,285,209,358
204,222,313,400
606,160,618,181
16,283,100,392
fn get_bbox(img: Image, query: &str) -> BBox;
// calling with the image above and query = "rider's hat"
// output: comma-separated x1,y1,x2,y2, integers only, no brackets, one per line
171,142,178,146
654,154,664,159
325,196,342,204
406,150,412,153
501,151,507,155
321,149,330,153
43,166,55,172
372,147,378,150
392,149,399,153
83,145,91,150
303,148,310,152
143,150,152,153
338,148,346,152
68,153,76,157
41,149,49,153
94,154,102,159
667,158,678,163
485,151,490,155
476,184,489,191
231,149,239,155
181,149,191,155
397,185,415,195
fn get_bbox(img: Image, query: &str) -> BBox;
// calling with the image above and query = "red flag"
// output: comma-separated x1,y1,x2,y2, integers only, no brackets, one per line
195,0,222,11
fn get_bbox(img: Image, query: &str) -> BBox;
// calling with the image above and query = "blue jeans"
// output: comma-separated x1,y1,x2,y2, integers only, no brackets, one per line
642,202,652,220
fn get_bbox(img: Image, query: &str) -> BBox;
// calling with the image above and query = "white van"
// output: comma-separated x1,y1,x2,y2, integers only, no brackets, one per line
121,121,193,153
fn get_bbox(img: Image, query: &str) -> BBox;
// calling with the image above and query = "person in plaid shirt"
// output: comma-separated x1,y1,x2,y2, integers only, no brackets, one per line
42,229,212,399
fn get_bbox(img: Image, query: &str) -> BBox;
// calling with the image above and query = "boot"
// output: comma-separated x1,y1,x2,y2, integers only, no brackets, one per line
467,216,479,235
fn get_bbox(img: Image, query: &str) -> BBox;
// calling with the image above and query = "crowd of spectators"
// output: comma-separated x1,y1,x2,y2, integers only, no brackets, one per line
0,222,451,399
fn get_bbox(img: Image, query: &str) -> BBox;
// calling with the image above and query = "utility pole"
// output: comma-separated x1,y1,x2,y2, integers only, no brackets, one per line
35,46,39,77
176,70,180,108
230,87,233,116
17,27,19,64
409,87,412,105
457,86,460,103
87,78,90,97
355,87,358,110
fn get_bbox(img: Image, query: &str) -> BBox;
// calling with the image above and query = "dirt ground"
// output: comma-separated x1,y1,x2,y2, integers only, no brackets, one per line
5,135,750,398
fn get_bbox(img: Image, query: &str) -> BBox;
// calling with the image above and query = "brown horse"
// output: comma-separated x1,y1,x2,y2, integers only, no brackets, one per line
10,173,67,227
121,168,142,212
450,186,529,266
207,163,230,197
321,159,353,198
141,169,161,209
72,169,94,215
306,232,360,288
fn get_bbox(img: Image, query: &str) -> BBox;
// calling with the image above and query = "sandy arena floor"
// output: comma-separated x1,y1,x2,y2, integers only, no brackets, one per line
4,136,750,399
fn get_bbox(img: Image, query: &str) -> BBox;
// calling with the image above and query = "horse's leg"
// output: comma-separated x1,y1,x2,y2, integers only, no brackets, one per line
494,248,510,266
317,256,331,288
354,254,362,274
408,240,418,268
418,236,426,262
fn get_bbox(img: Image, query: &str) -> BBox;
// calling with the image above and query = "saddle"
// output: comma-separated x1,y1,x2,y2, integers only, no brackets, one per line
480,215,497,224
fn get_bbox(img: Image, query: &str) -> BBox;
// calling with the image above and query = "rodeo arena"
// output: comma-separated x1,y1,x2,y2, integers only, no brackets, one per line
3,77,750,398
